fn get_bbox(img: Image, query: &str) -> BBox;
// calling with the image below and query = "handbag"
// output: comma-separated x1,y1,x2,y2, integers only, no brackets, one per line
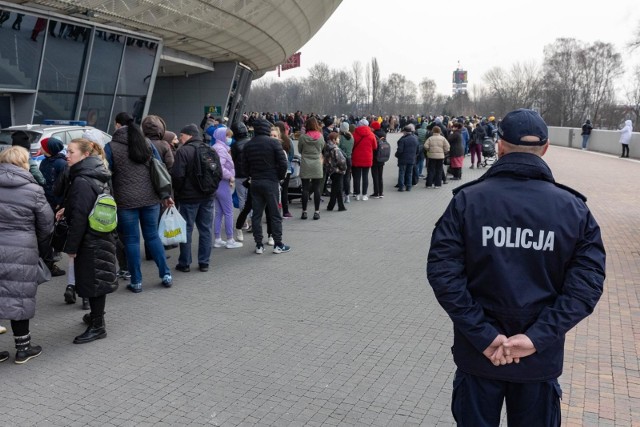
149,157,172,199
50,217,69,252
36,258,51,285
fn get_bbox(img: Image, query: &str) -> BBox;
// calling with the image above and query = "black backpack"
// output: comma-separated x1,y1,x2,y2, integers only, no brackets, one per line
475,125,487,143
375,137,391,163
192,142,222,195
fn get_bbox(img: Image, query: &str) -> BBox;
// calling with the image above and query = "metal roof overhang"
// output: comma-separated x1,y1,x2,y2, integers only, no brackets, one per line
2,0,341,77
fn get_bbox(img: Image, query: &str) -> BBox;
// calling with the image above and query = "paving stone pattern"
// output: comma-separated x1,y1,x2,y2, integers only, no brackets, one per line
0,134,638,426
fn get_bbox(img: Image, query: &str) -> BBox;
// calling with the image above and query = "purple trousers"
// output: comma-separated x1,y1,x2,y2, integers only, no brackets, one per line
214,180,234,239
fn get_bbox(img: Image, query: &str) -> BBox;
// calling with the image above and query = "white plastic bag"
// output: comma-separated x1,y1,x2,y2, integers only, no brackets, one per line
158,206,187,245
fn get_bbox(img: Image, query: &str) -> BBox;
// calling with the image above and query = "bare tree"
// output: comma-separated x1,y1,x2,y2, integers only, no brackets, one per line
307,62,332,113
352,61,363,113
625,65,640,130
371,57,381,114
483,61,542,113
419,78,438,113
365,62,371,113
576,41,622,123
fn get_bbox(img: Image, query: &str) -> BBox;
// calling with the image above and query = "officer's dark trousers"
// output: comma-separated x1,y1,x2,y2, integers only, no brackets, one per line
451,370,561,427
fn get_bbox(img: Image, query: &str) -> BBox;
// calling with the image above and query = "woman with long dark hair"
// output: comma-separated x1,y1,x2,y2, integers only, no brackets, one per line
275,121,294,218
103,112,173,293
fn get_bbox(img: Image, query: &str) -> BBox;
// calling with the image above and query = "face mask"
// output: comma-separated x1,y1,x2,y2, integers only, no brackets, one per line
226,137,233,145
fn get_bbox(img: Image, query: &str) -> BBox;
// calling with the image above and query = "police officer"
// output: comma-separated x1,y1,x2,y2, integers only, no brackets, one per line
427,109,606,426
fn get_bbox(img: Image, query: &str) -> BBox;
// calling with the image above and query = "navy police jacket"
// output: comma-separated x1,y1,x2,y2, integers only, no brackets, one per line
427,152,605,382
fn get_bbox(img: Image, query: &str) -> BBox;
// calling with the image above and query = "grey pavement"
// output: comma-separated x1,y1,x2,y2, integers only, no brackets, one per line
1,133,638,426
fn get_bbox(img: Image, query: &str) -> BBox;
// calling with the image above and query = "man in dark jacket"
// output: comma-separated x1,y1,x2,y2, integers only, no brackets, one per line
230,121,251,239
395,124,419,192
242,118,290,254
171,124,216,272
427,109,605,426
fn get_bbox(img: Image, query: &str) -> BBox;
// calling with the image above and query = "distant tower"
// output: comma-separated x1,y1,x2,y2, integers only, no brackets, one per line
452,61,467,95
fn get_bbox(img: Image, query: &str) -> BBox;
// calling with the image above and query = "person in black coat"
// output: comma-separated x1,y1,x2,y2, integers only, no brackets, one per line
60,138,117,344
395,124,419,191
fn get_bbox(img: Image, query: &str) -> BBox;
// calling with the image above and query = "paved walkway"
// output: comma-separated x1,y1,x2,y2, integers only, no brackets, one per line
1,134,638,426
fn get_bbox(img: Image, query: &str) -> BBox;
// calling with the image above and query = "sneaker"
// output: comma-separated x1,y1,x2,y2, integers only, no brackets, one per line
235,228,244,242
344,195,350,204
273,244,291,254
301,212,308,220
226,239,243,249
127,283,142,293
175,264,190,273
255,244,264,254
435,186,441,188
64,285,76,304
283,212,293,218
161,274,173,288
117,269,131,280
313,212,320,220
213,238,226,248
355,194,361,201
0,351,8,363
362,195,369,201
267,236,275,246
199,264,209,272
0,325,6,334
50,264,66,277
242,222,250,230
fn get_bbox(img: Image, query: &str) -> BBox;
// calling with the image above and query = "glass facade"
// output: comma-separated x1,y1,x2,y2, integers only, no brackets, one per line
0,8,159,131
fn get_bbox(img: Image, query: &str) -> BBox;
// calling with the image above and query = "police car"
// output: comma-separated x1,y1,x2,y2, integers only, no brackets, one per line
0,120,111,161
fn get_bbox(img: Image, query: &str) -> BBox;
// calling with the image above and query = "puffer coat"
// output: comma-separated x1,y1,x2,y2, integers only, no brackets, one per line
298,131,325,179
424,134,450,159
0,163,53,320
64,156,118,298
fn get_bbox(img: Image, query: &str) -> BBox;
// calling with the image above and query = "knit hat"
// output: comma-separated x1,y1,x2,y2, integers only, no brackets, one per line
180,123,200,137
357,119,369,127
40,137,64,156
340,122,350,133
11,131,31,151
82,129,106,147
370,121,381,131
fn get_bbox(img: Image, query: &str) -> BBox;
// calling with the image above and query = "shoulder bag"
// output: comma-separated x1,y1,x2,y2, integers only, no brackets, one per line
149,157,172,199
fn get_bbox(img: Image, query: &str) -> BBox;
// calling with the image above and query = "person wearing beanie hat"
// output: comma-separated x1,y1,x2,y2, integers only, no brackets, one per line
370,119,387,198
427,108,605,426
370,121,381,131
180,123,200,138
162,130,180,154
357,118,369,128
351,118,377,201
11,131,46,186
339,121,350,133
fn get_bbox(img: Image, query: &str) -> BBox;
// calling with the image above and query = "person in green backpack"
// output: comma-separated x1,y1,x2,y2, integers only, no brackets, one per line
58,138,118,344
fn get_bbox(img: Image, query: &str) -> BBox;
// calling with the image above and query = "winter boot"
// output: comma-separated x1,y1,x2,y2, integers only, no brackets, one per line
82,311,106,326
64,285,76,304
14,334,42,364
73,313,106,344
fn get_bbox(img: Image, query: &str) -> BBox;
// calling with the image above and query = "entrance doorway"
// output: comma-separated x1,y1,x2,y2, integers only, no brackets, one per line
0,96,12,128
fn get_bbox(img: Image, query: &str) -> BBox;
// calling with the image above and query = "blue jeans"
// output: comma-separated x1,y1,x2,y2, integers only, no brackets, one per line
117,204,170,285
178,199,214,267
581,135,590,149
397,164,413,189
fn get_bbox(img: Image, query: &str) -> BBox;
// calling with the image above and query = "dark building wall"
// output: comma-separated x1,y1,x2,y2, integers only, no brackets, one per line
149,62,238,133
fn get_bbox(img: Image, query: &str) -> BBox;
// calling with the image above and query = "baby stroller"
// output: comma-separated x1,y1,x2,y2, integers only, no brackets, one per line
480,138,497,167
287,154,302,202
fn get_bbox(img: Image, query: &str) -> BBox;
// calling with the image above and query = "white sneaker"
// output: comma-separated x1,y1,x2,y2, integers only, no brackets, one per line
0,325,6,334
213,238,226,248
235,229,244,242
344,195,350,204
267,236,275,246
362,195,369,201
255,244,264,254
355,194,361,201
225,238,243,249
242,222,250,230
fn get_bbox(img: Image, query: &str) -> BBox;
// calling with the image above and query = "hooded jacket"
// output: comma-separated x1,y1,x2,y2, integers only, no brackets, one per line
338,131,353,159
142,115,174,171
241,119,288,182
0,163,53,321
351,125,377,168
427,153,605,382
231,132,251,178
619,120,633,145
64,155,117,298
298,131,325,179
212,127,235,181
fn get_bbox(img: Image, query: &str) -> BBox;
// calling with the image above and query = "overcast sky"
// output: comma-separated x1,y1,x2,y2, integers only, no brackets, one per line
261,0,640,97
